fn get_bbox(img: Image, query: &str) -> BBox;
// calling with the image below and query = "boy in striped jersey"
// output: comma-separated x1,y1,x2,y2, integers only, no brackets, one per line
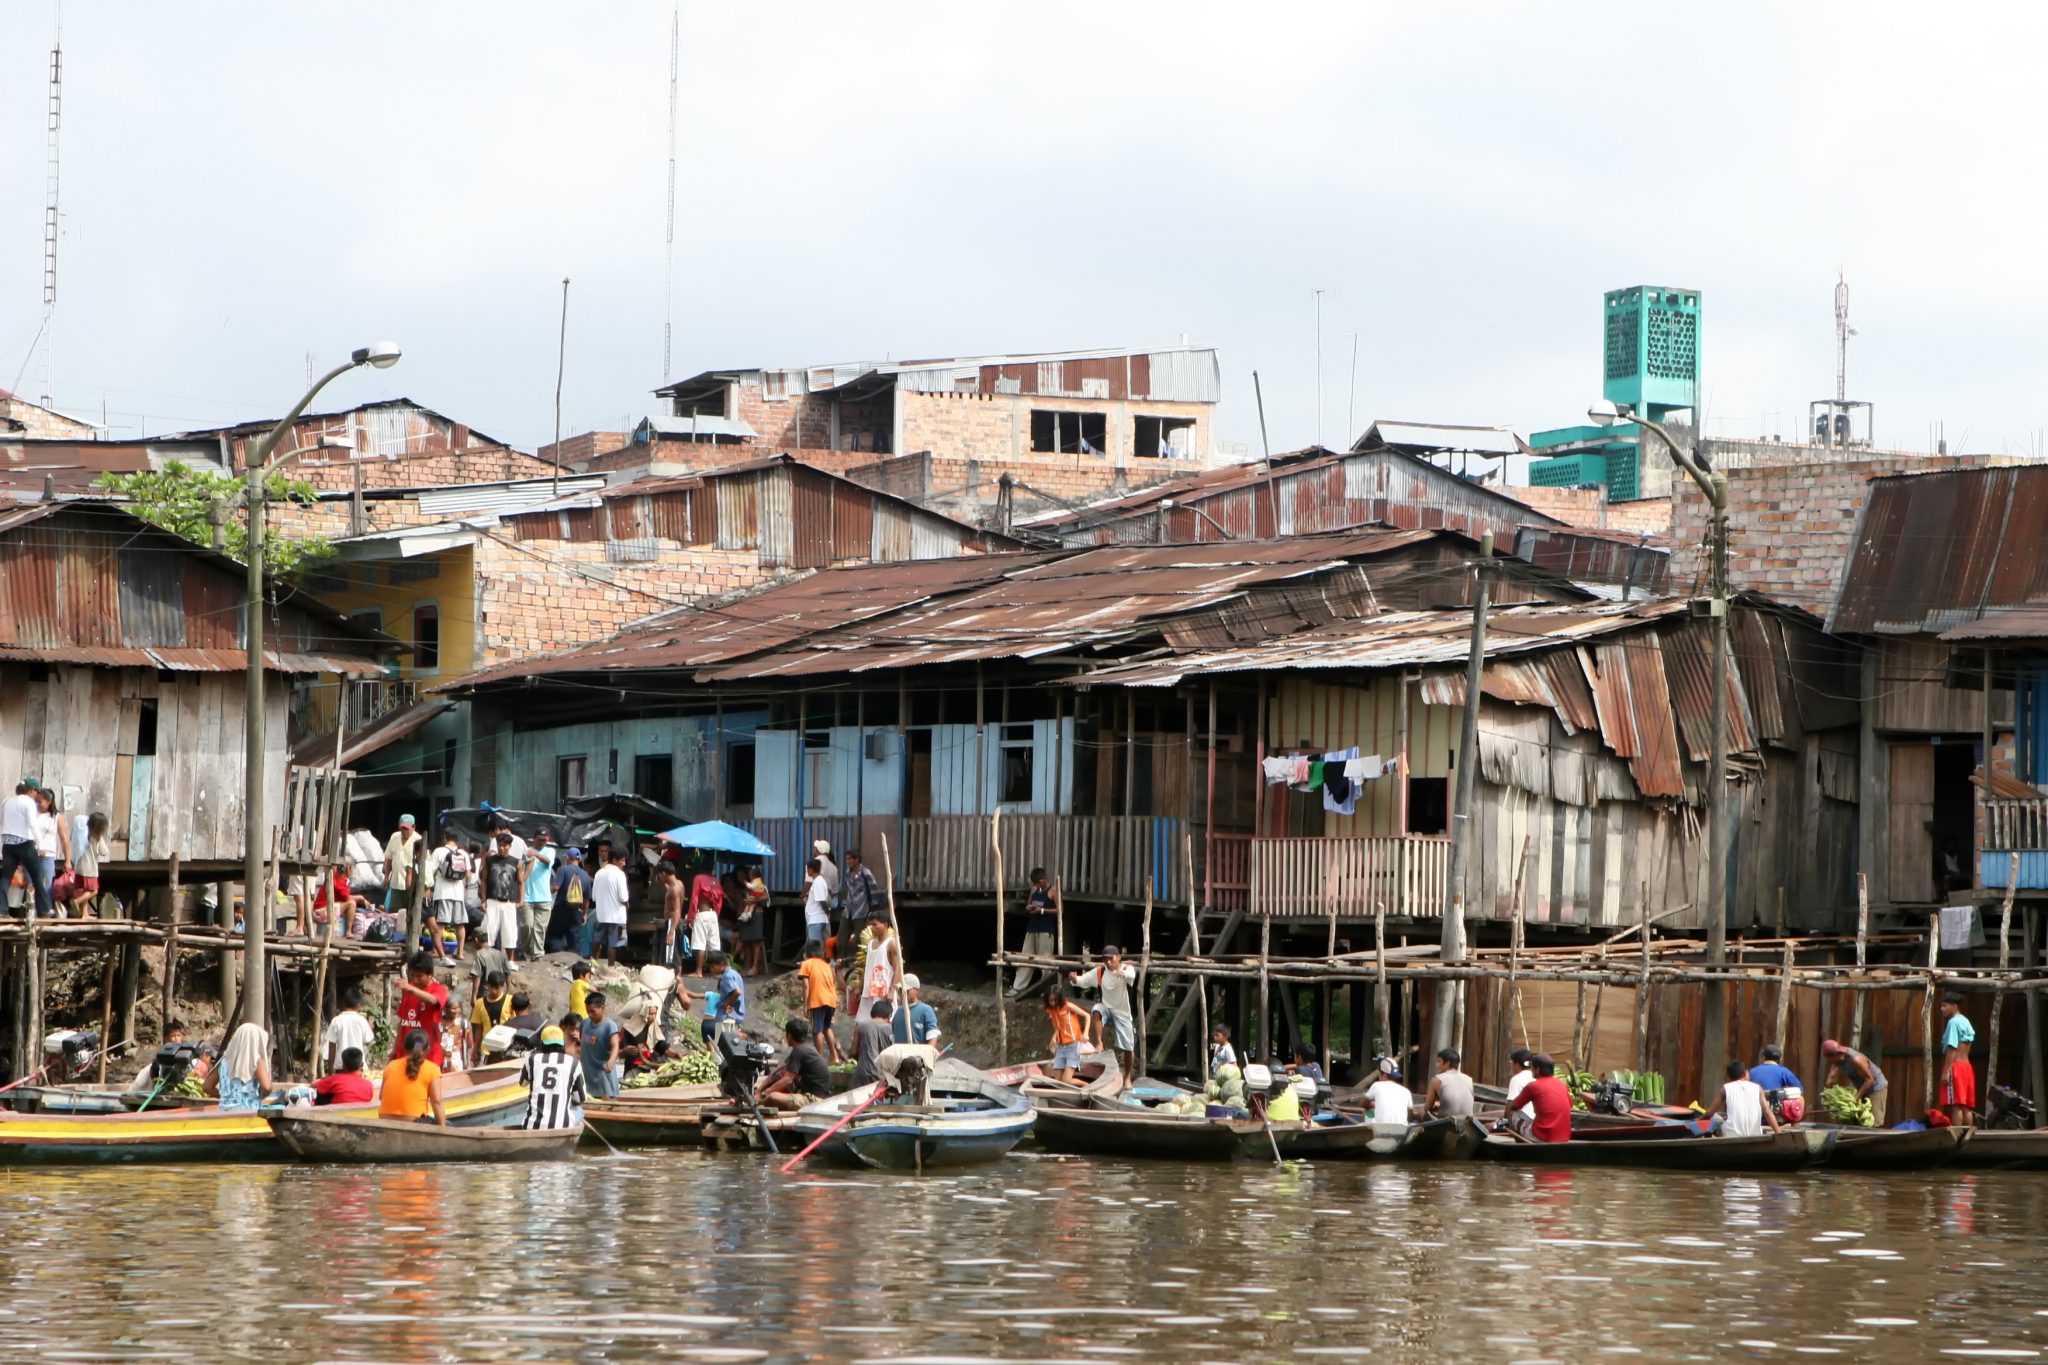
518,1025,587,1130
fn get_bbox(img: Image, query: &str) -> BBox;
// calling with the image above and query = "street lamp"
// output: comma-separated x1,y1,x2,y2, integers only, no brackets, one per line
242,343,400,1029
1590,399,1732,1087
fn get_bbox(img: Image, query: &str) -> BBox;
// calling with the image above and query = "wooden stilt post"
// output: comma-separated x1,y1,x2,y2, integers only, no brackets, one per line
159,855,182,1043
1502,839,1531,1067
1851,872,1870,1051
216,880,237,1022
1922,910,1940,1113
1634,881,1653,1073
95,951,116,1084
2028,906,2047,1108
1321,898,1337,1080
26,913,44,1082
1257,910,1271,1063
1570,974,1590,1078
992,806,1008,1068
1986,856,2019,1114
1373,899,1390,1058
1773,941,1794,1052
1138,875,1153,1081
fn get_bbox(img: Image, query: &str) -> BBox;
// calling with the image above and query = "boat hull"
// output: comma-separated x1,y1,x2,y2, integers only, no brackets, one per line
1030,1105,1243,1161
1479,1128,1833,1171
0,1069,527,1165
1949,1128,2048,1170
269,1110,580,1163
1811,1124,1969,1170
1237,1115,1485,1161
793,1066,1035,1172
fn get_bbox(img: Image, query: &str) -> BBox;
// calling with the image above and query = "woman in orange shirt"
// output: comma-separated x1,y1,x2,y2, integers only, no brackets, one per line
1044,986,1093,1083
380,1029,447,1125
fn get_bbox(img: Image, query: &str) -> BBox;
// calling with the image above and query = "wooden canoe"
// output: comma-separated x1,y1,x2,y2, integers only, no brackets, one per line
1814,1125,1969,1170
0,1065,527,1165
1030,1104,1243,1161
269,1109,581,1164
1479,1127,1833,1172
1947,1128,2048,1170
1240,1115,1485,1161
792,1066,1034,1172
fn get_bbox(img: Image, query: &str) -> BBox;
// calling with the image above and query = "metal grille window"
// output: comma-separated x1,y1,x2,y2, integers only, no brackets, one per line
386,558,437,585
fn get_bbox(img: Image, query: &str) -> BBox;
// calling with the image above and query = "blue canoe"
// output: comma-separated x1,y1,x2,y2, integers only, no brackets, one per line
792,1061,1034,1172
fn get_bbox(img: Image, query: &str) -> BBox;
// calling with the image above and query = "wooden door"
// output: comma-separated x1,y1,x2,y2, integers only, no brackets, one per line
1888,742,1936,904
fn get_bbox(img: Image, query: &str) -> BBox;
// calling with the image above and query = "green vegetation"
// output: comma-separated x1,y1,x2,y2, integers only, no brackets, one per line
97,460,333,577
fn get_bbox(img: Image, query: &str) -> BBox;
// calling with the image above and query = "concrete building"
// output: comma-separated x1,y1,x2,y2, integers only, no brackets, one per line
0,390,94,440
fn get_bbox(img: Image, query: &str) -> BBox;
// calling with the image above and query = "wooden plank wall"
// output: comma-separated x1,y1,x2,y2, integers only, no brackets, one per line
0,664,285,864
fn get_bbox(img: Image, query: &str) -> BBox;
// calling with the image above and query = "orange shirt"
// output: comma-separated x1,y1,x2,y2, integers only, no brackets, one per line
1048,1001,1090,1048
798,957,839,1010
380,1058,442,1120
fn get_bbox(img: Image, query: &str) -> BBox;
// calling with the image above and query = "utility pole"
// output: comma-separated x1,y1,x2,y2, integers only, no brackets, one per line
553,277,570,494
1435,532,1492,1058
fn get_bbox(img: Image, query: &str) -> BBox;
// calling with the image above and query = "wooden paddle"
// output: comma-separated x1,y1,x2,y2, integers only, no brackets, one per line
779,1085,887,1173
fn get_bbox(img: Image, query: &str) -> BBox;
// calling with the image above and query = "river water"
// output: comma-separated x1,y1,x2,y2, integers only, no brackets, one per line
4,1152,2045,1362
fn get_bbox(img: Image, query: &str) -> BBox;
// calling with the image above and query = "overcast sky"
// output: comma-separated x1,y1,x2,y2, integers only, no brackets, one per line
1,4,2042,461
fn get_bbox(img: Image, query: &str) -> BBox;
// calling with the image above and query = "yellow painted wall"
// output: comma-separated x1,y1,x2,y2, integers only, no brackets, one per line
303,544,476,732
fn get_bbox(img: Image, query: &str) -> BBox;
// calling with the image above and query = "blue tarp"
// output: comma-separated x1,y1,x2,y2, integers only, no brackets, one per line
659,820,775,857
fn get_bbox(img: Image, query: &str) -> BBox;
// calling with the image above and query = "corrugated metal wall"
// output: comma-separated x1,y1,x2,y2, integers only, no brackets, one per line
1264,676,1456,837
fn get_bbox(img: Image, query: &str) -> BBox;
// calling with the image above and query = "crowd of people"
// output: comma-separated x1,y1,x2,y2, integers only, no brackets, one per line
3,778,113,918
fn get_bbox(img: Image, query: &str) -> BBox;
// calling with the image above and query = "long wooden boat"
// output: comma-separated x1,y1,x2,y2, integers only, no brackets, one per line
5,1083,135,1115
1479,1127,1833,1172
1238,1114,1486,1161
1810,1124,1969,1170
269,1109,580,1163
1948,1128,2048,1170
0,1066,527,1165
582,1103,716,1147
996,1057,1126,1109
792,1064,1034,1172
1030,1103,1244,1161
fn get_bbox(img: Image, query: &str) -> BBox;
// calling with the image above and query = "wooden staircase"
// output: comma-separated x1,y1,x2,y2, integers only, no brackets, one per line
1143,905,1244,1071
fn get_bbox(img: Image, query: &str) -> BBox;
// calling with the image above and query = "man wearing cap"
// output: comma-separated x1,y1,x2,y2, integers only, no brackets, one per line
1503,1047,1537,1122
2,780,53,918
1364,1056,1415,1125
383,816,423,914
1939,994,1978,1128
1822,1039,1889,1126
891,974,942,1047
549,846,594,956
1070,946,1136,1083
1515,1054,1573,1143
518,1025,586,1130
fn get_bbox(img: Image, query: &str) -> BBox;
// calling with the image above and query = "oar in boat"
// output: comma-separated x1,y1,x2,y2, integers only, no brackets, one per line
779,1085,887,1173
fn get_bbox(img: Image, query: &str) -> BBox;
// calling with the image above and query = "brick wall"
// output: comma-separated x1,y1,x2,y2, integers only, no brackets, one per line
896,390,1212,466
1670,454,1988,609
472,532,769,664
1508,485,1674,537
542,431,631,468
288,445,561,494
845,451,1181,522
1,396,94,439
587,439,877,480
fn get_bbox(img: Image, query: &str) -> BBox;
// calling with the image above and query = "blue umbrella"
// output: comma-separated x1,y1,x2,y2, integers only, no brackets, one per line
659,820,775,858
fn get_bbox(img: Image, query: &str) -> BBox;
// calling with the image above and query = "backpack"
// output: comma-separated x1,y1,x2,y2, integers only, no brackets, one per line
443,847,472,878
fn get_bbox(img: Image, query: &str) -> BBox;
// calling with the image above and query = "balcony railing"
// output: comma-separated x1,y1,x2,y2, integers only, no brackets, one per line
1250,834,1451,920
902,814,1183,904
1982,796,2048,892
346,677,419,731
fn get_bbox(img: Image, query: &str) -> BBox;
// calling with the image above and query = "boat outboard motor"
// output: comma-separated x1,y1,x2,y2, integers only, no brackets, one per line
43,1030,102,1082
151,1041,202,1089
1587,1078,1637,1117
715,1029,784,1154
1988,1084,2038,1131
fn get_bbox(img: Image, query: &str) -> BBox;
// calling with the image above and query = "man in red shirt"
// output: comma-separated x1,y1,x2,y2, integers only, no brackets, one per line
1518,1053,1574,1143
393,951,450,1066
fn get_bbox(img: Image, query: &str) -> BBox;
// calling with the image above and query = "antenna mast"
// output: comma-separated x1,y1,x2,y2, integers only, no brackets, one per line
1834,272,1850,405
662,5,679,382
40,3,63,408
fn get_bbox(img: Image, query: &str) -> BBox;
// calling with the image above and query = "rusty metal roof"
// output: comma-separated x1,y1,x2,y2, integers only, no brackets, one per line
0,502,390,673
1829,465,2048,637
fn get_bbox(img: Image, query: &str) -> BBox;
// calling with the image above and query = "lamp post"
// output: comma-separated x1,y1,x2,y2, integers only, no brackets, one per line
1591,401,1730,1088
241,343,400,1029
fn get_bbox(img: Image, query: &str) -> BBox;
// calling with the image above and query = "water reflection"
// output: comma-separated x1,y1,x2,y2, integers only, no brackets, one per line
0,1159,2044,1361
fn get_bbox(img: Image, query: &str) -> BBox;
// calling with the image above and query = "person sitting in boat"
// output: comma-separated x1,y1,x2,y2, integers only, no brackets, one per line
1513,1054,1573,1143
1701,1059,1781,1138
1424,1048,1476,1119
212,1022,273,1112
381,1029,447,1126
1363,1056,1415,1126
518,1025,585,1130
1748,1044,1805,1124
759,1017,834,1112
1209,1023,1238,1076
853,999,895,1090
313,1048,374,1107
1503,1048,1537,1123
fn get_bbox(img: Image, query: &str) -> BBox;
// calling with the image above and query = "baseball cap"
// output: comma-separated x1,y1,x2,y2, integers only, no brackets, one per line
20,777,41,792
902,974,920,991
539,1025,565,1048
399,814,416,827
564,846,582,858
813,839,831,854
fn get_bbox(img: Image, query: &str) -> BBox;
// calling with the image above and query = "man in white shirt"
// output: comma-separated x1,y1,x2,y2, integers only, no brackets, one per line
323,985,376,1074
1703,1059,1781,1138
1504,1047,1536,1120
1,780,53,917
592,848,631,965
383,815,422,912
802,858,832,951
426,832,470,961
1071,945,1137,1083
1364,1056,1415,1126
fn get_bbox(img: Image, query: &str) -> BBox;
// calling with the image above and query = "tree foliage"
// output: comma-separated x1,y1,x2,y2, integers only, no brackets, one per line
97,460,335,578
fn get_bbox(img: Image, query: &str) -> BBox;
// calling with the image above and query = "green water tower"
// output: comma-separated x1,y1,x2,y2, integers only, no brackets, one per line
1603,285,1700,419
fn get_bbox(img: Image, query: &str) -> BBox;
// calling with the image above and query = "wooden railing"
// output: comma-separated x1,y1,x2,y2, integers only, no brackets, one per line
902,815,1183,904
280,765,354,865
1208,831,1252,913
1250,834,1451,919
1984,797,2048,852
729,816,864,895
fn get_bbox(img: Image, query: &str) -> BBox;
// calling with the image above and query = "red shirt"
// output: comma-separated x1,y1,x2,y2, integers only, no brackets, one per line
394,979,449,1066
313,872,353,909
313,1071,374,1106
1522,1074,1574,1143
689,872,724,915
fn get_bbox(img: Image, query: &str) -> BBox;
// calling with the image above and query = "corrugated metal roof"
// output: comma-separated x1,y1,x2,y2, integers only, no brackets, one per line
659,346,1221,404
1354,420,1527,456
642,414,758,440
1829,465,2048,637
413,476,604,519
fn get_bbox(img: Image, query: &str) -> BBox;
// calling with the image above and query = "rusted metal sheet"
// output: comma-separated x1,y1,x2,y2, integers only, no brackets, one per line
647,490,693,542
1594,635,1685,799
833,484,874,563
116,545,187,648
1541,651,1600,734
872,502,914,563
789,465,834,569
716,472,760,552
1831,465,2048,636
607,496,649,543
